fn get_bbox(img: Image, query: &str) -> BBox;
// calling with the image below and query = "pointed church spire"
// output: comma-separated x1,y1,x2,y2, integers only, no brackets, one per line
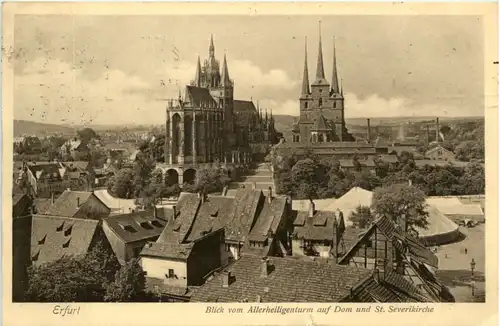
221,53,231,87
301,36,310,96
194,55,202,86
331,37,340,94
340,78,344,96
209,34,215,57
315,21,326,82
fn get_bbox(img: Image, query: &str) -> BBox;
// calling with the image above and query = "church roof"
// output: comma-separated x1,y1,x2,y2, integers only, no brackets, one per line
183,86,217,107
311,114,330,131
234,100,256,113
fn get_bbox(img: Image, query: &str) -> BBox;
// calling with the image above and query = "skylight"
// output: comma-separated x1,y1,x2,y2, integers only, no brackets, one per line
150,220,164,228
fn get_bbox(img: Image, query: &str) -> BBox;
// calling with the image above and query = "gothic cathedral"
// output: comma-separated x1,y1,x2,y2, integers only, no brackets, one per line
162,35,277,185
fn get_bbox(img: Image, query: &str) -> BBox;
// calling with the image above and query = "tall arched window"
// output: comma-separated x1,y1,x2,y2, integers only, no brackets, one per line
318,98,323,107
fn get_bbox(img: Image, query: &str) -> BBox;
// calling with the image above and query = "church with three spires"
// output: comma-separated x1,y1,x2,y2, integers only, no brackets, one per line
161,35,277,185
283,25,388,159
292,25,355,144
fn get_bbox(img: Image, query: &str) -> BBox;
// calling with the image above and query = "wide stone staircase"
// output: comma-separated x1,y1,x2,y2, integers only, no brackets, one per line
225,162,275,197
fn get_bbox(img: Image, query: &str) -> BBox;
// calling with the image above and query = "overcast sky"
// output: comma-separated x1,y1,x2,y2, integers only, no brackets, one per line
13,15,484,125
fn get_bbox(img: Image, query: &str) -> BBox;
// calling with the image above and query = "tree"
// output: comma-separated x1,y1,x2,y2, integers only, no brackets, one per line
107,168,135,198
349,205,374,229
460,162,485,195
105,258,146,302
132,156,156,197
194,164,231,194
455,140,484,162
352,170,381,191
77,128,99,143
290,158,319,199
371,183,429,234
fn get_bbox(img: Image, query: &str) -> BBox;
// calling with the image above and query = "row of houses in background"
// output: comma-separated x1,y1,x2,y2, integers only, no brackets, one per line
13,151,137,199
13,181,484,303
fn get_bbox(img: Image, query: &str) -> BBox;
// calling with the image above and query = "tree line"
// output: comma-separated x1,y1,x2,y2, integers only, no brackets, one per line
270,148,485,201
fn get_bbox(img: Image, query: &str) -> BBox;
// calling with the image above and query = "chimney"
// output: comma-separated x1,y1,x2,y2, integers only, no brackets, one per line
366,119,371,143
408,179,412,187
267,187,273,204
308,199,315,218
51,192,55,204
252,182,257,190
198,191,205,204
222,271,231,288
260,257,269,277
153,206,157,219
76,197,80,207
172,205,177,220
435,117,440,143
426,125,430,145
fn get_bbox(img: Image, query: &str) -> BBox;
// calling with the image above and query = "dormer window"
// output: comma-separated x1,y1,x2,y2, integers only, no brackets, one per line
32,250,40,262
38,235,46,245
56,222,65,232
120,224,137,233
62,238,71,248
150,220,164,228
64,225,73,237
139,222,154,230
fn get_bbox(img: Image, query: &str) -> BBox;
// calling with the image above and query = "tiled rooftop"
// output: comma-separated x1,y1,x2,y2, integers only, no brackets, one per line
191,255,373,302
44,190,95,217
140,241,194,260
103,209,170,243
31,215,100,266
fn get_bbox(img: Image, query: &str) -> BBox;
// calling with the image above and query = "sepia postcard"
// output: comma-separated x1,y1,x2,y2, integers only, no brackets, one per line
2,2,498,326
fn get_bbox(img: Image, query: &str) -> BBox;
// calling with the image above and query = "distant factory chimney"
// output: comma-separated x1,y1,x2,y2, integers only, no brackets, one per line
366,119,371,143
426,125,430,146
435,117,440,143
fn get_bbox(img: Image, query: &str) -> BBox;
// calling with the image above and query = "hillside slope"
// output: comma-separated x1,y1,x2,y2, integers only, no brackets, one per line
13,120,76,137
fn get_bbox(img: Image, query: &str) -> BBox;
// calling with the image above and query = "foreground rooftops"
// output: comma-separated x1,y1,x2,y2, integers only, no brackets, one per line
191,255,372,302
43,190,98,217
31,215,100,266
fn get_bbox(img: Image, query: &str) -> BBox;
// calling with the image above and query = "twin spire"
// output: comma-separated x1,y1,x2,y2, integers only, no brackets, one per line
301,22,341,96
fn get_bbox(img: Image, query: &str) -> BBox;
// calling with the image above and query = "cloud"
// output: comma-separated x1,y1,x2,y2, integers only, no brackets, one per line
229,60,298,91
14,56,300,125
260,99,298,116
15,57,155,125
343,93,477,118
145,58,298,100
